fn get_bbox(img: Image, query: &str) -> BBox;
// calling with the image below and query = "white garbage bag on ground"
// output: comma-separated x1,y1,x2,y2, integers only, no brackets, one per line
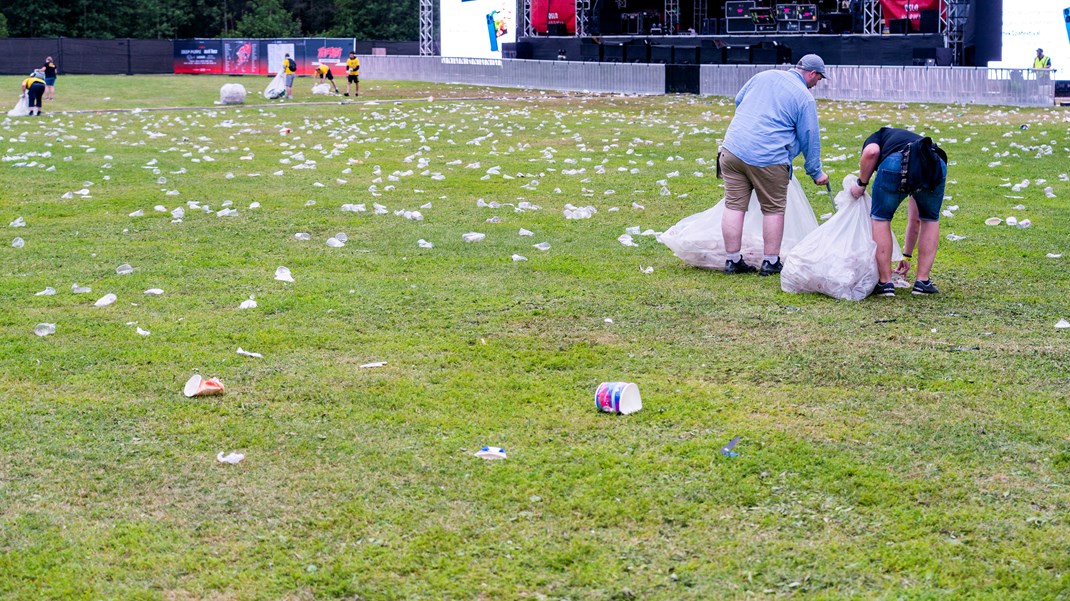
781,175,902,300
658,176,819,270
264,72,287,100
7,95,29,117
220,83,247,105
311,83,332,95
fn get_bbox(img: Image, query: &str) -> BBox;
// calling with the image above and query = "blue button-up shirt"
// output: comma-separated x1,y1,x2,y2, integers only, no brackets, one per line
721,69,823,180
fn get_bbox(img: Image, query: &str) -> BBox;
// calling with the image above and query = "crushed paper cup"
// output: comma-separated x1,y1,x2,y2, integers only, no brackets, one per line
144,288,164,295
359,361,387,369
94,293,117,307
1046,253,1063,259
12,237,24,248
462,232,486,243
474,446,507,460
216,451,245,464
294,232,311,241
35,287,56,296
639,265,654,274
274,266,294,282
183,374,225,397
1056,319,1070,329
518,228,534,237
1006,216,1018,226
595,382,643,415
511,254,528,262
236,347,263,358
326,237,345,248
34,323,56,337
533,242,551,251
1018,219,1032,229
417,239,433,249
72,283,91,294
116,263,133,275
984,218,1002,226
136,327,151,336
239,296,257,309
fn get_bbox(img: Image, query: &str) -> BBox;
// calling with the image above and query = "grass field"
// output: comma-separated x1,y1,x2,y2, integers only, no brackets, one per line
1,75,1069,600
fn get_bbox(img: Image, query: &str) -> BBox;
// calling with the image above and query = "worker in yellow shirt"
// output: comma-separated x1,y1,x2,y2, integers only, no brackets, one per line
315,63,340,94
283,53,297,100
345,51,360,97
21,70,46,116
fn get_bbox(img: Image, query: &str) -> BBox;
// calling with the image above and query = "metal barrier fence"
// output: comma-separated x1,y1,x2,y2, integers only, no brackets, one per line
363,56,1054,107
361,56,665,95
701,64,1054,107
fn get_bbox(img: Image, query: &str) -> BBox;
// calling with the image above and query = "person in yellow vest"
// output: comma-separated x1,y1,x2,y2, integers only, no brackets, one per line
283,53,297,100
21,70,46,116
314,62,340,94
345,51,360,97
1034,48,1052,69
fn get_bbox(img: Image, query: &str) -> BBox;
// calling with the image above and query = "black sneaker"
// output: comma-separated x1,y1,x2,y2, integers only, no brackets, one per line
759,259,783,276
911,279,939,295
724,258,757,274
872,281,896,297
344,93,350,96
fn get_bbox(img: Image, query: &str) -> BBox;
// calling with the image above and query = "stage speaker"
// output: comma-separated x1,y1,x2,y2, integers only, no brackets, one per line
581,38,602,62
701,18,719,35
700,42,725,64
935,47,952,66
625,39,650,63
725,45,751,64
888,19,909,34
919,10,938,34
548,23,568,36
676,46,699,64
602,42,625,62
726,18,756,33
666,64,700,94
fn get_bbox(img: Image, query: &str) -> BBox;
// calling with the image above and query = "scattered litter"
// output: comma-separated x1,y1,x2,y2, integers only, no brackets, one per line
34,323,56,337
948,346,980,352
474,446,507,460
721,436,741,457
1046,253,1062,259
35,287,56,296
239,296,257,309
274,266,294,282
1006,216,1018,226
94,293,117,307
604,318,614,324
946,234,967,241
595,382,642,415
326,237,345,248
417,239,433,248
518,228,534,237
1017,219,1032,229
294,233,311,241
237,347,263,358
136,327,151,336
183,374,225,397
462,232,486,243
9,216,26,228
874,318,898,323
359,361,387,369
72,283,91,294
618,234,639,247
216,451,245,464
12,237,24,248
1056,319,1070,329
144,288,164,295
533,242,551,251
116,263,134,275
984,218,1002,226
511,254,528,261
639,265,654,274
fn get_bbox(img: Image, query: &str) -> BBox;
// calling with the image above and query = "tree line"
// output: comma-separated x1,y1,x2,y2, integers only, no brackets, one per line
0,0,419,41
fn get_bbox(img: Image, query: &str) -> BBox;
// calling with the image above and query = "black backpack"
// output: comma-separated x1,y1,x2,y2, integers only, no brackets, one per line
286,58,296,72
898,137,947,193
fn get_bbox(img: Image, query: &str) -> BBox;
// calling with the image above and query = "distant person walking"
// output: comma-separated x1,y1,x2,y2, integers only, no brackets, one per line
1034,48,1052,69
42,56,58,100
21,70,46,116
345,51,360,97
283,53,297,100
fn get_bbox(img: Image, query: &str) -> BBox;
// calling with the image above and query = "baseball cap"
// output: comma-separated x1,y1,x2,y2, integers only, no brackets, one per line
1037,48,1044,52
797,54,827,78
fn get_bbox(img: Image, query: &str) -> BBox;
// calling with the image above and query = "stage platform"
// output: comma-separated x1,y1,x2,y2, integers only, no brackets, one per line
511,33,946,67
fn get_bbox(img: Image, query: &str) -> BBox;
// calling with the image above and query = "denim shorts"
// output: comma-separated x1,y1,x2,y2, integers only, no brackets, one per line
45,77,56,86
870,152,947,222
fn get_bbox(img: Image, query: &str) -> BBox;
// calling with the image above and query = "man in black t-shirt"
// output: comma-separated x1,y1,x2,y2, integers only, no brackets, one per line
849,127,947,297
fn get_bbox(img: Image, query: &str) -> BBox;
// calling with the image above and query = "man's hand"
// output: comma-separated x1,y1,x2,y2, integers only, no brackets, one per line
813,172,829,186
894,259,911,276
849,182,866,199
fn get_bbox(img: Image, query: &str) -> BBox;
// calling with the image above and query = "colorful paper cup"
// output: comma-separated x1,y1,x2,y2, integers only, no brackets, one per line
595,382,642,415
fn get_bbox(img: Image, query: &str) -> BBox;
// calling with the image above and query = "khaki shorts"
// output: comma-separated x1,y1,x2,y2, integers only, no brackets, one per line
719,148,790,215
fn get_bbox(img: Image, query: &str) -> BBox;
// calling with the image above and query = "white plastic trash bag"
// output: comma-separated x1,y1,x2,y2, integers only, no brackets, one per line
220,83,247,105
659,176,818,270
311,83,332,95
781,176,901,301
264,72,287,100
8,95,30,117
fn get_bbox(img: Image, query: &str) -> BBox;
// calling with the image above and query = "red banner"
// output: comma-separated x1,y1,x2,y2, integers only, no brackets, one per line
880,0,941,32
531,0,576,34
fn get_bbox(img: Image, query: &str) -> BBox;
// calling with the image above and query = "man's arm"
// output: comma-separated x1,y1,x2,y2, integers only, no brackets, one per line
850,142,881,199
797,102,827,185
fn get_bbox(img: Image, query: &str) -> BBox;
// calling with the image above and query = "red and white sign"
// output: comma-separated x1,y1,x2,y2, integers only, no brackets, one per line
880,0,941,32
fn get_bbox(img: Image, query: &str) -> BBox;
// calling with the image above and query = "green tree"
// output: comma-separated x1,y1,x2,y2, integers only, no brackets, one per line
0,12,8,38
234,0,300,38
331,0,417,40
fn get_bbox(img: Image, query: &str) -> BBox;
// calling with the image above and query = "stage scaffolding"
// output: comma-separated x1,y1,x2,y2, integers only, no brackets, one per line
419,0,434,56
863,0,967,64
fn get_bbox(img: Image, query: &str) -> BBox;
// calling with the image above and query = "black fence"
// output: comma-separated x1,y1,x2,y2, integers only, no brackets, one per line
0,38,420,75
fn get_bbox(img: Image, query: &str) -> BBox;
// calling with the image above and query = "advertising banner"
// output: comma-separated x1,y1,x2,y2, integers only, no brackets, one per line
531,0,577,34
174,39,223,74
879,0,941,32
440,0,517,59
223,40,260,74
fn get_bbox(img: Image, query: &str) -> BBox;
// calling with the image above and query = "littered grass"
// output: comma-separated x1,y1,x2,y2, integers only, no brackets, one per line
0,82,1069,600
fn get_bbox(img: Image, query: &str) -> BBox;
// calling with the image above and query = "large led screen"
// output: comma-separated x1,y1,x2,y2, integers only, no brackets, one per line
440,0,517,59
989,1,1069,69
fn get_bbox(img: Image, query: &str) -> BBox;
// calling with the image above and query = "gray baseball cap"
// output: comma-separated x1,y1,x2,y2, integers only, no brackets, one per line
797,54,827,78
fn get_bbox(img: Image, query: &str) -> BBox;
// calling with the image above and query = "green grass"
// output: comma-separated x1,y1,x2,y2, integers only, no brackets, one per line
1,76,1069,600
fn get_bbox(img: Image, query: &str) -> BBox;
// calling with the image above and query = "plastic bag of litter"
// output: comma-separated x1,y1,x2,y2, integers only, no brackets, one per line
263,72,287,100
220,83,247,105
311,83,331,95
658,176,818,270
781,176,901,301
8,95,30,117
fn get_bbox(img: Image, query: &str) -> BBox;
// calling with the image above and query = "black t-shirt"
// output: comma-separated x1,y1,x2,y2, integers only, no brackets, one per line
44,62,57,78
864,127,921,167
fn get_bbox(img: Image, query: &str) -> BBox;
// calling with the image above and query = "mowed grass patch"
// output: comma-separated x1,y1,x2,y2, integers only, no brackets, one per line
1,78,1069,599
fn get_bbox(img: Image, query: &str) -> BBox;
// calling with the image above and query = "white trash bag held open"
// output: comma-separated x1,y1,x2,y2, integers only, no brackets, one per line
264,72,287,100
659,175,819,270
781,175,902,301
8,95,30,117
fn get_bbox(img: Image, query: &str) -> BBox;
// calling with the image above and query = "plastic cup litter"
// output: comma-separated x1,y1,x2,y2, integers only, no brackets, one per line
595,382,643,415
183,374,226,397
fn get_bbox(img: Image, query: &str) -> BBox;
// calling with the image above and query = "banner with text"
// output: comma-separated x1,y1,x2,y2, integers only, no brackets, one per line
174,38,354,75
879,0,941,32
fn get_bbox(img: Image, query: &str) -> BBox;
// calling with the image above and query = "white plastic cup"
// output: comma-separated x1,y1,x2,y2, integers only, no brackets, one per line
595,382,642,415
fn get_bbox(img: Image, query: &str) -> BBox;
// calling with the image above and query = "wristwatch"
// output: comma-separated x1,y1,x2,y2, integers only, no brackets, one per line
856,178,869,188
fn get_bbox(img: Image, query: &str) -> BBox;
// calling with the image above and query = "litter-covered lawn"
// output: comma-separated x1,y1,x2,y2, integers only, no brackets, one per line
2,77,1069,599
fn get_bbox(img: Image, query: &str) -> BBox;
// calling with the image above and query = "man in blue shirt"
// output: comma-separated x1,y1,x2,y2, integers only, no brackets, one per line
718,54,830,275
